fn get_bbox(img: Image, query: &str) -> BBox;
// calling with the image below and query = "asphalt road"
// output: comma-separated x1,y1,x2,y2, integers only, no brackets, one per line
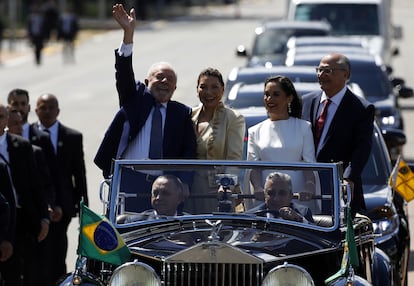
1,0,414,282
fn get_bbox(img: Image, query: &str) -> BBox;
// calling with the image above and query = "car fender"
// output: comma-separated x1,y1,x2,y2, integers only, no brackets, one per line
372,247,393,286
58,272,104,286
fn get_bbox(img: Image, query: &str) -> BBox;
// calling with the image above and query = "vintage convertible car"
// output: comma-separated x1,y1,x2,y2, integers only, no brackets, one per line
59,160,392,286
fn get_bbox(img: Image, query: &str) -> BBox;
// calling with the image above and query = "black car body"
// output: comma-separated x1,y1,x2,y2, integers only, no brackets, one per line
239,106,409,285
59,160,392,286
236,20,331,67
225,65,317,96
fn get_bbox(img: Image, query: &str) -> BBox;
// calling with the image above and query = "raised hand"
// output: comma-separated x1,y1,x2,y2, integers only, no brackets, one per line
112,4,136,44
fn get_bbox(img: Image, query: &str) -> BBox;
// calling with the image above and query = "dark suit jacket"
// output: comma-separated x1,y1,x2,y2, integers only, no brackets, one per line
124,209,186,223
94,51,197,178
0,192,10,243
0,163,14,243
53,123,88,219
6,134,41,237
249,202,314,223
32,145,53,220
302,89,375,211
28,125,60,207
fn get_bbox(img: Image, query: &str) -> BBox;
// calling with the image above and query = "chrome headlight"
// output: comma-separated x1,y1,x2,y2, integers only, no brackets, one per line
262,262,314,286
372,214,398,237
109,261,160,286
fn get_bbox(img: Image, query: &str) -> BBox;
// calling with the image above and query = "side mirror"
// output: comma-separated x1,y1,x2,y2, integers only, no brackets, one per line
382,128,406,149
236,45,247,57
390,76,404,87
398,85,414,98
382,128,406,163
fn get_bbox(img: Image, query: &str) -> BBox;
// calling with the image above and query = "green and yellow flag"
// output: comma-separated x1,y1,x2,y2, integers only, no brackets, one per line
77,201,131,266
389,156,414,202
324,207,359,284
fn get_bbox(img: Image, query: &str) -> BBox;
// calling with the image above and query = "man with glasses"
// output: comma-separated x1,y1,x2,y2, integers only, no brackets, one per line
302,53,375,215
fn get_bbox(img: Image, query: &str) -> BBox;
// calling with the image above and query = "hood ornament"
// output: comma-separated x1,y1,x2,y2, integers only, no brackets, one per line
205,219,222,242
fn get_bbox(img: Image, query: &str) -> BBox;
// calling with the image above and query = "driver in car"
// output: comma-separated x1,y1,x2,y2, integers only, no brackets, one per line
124,174,189,222
251,172,314,223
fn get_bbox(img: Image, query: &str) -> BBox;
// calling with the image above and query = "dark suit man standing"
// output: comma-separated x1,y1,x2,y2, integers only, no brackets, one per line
301,53,375,214
7,88,60,221
0,104,45,286
34,94,88,285
94,4,196,210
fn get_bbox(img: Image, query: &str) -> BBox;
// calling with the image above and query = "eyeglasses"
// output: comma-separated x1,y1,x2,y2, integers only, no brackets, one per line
315,67,346,74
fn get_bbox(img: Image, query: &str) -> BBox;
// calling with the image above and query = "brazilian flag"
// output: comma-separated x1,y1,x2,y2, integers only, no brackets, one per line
77,201,131,265
324,207,359,284
389,156,414,202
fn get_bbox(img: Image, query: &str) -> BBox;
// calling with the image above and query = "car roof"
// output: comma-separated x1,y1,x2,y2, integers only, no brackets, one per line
257,20,332,31
226,81,363,108
286,36,368,49
228,66,317,83
286,51,384,67
287,45,370,56
291,0,381,4
226,66,318,95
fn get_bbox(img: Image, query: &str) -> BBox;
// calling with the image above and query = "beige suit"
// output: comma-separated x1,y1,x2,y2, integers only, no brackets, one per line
192,102,245,161
187,102,245,214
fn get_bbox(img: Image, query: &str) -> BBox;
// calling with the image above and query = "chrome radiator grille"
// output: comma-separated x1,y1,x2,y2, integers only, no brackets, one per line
162,241,264,286
163,262,263,286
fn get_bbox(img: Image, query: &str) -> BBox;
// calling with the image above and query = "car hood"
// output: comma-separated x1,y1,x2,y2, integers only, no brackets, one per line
124,217,337,263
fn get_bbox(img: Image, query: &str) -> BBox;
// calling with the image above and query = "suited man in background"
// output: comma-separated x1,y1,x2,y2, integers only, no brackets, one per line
7,88,61,222
7,108,57,285
0,104,46,286
301,53,375,214
94,4,196,211
34,94,88,285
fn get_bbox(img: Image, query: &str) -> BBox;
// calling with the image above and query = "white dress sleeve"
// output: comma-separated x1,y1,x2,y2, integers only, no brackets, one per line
301,120,316,162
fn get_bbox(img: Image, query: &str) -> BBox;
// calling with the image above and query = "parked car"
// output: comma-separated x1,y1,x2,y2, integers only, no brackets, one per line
285,52,414,131
236,20,331,67
59,159,393,286
225,80,362,109
286,35,369,50
239,106,409,286
285,0,402,66
225,65,317,96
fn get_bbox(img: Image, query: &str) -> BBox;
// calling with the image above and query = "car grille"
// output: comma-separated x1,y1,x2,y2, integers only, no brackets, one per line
164,262,263,286
163,242,263,286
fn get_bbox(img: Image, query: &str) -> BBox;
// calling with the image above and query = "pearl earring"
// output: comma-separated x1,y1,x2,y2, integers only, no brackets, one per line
288,102,292,114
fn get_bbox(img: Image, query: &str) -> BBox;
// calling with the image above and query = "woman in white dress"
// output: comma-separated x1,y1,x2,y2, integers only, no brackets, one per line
247,75,318,211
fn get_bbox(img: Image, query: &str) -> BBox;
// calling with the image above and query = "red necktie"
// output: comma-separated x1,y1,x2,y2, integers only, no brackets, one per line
315,99,331,147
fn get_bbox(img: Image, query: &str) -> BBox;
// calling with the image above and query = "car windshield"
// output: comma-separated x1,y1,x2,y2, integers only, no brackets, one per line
108,161,341,229
253,27,329,56
294,4,380,36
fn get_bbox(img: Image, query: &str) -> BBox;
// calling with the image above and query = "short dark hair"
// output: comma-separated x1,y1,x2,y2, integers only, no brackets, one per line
153,174,184,196
197,67,224,87
265,172,292,193
7,89,29,103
